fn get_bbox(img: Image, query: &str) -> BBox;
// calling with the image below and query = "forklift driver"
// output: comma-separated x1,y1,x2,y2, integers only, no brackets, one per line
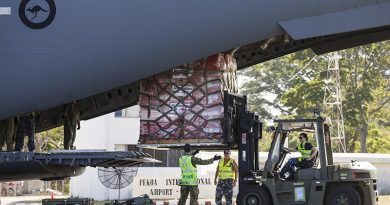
279,133,318,180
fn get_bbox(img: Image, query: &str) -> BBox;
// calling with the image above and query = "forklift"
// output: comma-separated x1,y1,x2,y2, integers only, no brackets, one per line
223,93,378,205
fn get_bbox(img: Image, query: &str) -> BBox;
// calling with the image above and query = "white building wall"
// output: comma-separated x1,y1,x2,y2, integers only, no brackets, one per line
71,106,140,201
74,115,108,150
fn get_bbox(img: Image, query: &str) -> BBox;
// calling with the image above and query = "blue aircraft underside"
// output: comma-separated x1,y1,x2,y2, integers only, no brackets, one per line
0,0,389,119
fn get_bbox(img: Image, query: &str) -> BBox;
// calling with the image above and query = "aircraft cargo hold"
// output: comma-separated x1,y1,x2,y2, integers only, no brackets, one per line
139,53,238,146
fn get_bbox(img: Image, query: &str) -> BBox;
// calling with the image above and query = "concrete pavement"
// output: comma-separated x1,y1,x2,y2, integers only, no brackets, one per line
1,195,390,205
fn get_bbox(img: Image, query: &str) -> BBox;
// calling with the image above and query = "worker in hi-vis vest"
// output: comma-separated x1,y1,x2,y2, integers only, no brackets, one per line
178,143,221,205
214,150,238,205
280,133,318,180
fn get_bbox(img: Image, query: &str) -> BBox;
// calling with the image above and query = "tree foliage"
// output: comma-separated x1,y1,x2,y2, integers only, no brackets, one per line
239,41,390,153
35,126,63,152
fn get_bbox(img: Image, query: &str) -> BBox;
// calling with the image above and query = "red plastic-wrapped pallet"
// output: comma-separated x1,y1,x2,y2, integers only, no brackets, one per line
139,53,237,145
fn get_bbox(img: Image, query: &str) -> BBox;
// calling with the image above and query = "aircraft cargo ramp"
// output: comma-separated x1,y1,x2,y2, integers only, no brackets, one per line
0,150,159,182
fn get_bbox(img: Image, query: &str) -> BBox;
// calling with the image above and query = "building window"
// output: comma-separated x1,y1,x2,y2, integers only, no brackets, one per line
114,106,140,118
127,145,182,167
114,110,123,118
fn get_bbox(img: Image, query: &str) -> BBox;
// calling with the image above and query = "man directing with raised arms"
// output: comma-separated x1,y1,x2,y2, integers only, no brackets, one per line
178,144,221,205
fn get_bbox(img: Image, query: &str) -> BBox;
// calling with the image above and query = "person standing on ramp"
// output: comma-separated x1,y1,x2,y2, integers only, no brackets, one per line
63,101,81,150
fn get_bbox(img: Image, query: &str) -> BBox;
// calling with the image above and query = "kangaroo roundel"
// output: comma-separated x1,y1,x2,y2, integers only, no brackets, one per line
19,0,56,29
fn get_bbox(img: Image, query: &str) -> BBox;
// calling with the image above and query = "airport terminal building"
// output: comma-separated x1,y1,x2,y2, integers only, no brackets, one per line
70,106,221,201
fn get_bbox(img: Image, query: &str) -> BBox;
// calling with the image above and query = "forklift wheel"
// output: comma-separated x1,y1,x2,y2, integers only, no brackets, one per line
325,184,361,205
237,186,271,205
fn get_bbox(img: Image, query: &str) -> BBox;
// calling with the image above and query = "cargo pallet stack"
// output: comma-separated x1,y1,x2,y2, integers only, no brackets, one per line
139,53,238,146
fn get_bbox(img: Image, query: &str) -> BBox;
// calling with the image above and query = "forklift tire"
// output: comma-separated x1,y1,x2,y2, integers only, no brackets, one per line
237,186,271,205
325,184,361,205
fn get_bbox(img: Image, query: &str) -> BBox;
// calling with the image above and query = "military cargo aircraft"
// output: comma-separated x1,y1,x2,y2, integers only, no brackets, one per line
0,0,389,182
0,0,389,129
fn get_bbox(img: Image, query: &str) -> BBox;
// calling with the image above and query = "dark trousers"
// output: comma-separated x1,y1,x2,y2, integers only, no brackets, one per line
280,157,314,179
215,179,234,205
280,158,299,179
178,185,199,205
64,118,77,150
0,118,15,151
14,117,35,151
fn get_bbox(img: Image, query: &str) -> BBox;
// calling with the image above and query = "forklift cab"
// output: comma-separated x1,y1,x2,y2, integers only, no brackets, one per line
237,116,378,205
263,119,325,181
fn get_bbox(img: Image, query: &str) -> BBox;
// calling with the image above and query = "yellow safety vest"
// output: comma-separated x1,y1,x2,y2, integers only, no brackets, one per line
218,158,235,180
179,155,197,186
297,142,311,161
